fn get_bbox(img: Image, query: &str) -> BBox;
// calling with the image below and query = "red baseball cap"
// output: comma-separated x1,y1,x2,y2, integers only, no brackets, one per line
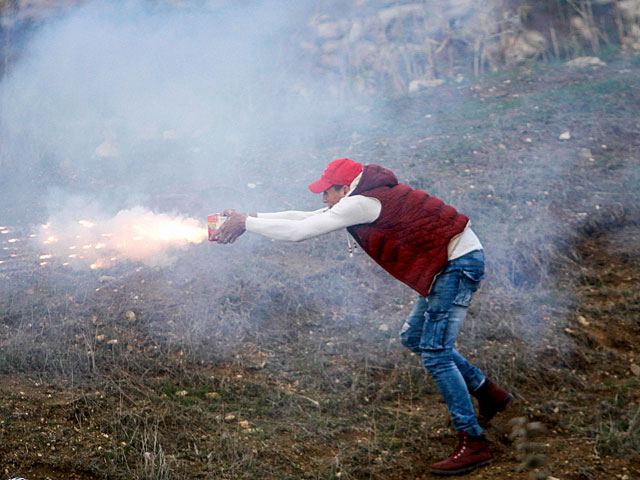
308,158,363,194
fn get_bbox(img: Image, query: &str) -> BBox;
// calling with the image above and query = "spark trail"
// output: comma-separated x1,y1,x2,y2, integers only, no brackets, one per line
34,206,207,269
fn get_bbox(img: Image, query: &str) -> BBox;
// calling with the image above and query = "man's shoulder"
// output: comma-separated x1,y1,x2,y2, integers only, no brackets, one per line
341,194,381,207
333,194,381,222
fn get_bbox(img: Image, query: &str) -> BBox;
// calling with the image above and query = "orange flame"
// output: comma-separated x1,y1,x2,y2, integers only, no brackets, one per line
37,207,208,269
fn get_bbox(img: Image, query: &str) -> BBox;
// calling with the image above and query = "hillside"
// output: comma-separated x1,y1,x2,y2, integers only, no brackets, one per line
1,49,639,480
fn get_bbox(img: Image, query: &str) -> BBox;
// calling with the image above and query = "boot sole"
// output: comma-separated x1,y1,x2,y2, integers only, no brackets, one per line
430,459,492,476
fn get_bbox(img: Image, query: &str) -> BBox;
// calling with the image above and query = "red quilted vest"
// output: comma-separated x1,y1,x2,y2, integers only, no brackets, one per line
347,164,469,296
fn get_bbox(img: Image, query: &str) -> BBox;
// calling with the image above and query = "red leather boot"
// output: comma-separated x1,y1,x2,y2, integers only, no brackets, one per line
431,432,492,475
472,379,514,426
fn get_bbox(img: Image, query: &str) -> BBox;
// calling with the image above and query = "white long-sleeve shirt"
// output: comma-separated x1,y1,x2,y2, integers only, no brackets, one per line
245,194,482,260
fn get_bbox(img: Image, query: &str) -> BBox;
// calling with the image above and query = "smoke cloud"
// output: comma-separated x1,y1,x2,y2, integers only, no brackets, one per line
1,3,347,211
2,1,636,328
0,0,369,268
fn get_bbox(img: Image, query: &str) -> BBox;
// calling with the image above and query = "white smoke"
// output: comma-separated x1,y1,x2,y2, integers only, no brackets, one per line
0,0,358,228
36,205,207,268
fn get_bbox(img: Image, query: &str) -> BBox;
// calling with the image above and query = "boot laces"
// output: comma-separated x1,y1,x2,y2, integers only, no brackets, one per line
452,437,468,459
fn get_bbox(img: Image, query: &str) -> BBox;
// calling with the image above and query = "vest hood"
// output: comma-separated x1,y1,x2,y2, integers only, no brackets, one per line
351,165,398,195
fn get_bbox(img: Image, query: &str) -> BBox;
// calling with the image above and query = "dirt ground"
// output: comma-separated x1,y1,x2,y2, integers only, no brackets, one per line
2,56,640,479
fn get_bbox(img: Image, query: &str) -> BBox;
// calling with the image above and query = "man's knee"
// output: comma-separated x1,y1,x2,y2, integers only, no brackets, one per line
400,327,422,353
421,348,454,372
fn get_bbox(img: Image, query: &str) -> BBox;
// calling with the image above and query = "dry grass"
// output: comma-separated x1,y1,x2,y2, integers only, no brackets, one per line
1,52,640,479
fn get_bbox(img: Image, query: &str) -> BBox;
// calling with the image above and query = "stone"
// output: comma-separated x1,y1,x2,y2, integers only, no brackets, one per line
409,78,445,93
577,315,590,327
619,0,640,22
523,29,547,48
578,148,593,159
352,41,379,69
565,56,606,68
378,4,424,26
506,30,548,64
571,15,595,41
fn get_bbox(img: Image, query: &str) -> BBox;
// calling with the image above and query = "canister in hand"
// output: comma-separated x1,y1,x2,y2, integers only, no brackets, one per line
208,213,227,241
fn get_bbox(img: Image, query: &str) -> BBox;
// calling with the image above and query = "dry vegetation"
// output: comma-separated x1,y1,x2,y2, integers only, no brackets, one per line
1,50,639,480
1,3,640,480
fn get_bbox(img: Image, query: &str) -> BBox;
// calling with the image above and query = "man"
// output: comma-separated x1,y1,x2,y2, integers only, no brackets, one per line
214,158,513,476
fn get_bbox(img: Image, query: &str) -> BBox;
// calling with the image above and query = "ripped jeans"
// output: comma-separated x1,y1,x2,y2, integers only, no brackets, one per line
400,249,486,436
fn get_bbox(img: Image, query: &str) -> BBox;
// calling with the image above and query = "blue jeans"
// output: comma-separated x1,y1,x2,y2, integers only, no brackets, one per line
400,250,486,436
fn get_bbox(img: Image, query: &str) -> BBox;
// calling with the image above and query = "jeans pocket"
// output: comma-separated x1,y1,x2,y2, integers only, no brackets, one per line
452,271,481,307
419,311,449,351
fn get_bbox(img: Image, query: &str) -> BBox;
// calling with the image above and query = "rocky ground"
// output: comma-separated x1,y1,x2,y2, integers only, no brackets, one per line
1,54,640,479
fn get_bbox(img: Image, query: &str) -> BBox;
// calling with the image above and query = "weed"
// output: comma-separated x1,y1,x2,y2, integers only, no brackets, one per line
596,405,640,457
139,425,174,480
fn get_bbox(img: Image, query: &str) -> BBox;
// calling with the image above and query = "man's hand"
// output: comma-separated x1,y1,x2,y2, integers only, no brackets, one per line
214,210,247,244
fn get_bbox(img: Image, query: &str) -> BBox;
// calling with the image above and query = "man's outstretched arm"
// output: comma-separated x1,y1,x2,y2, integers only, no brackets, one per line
215,196,380,244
